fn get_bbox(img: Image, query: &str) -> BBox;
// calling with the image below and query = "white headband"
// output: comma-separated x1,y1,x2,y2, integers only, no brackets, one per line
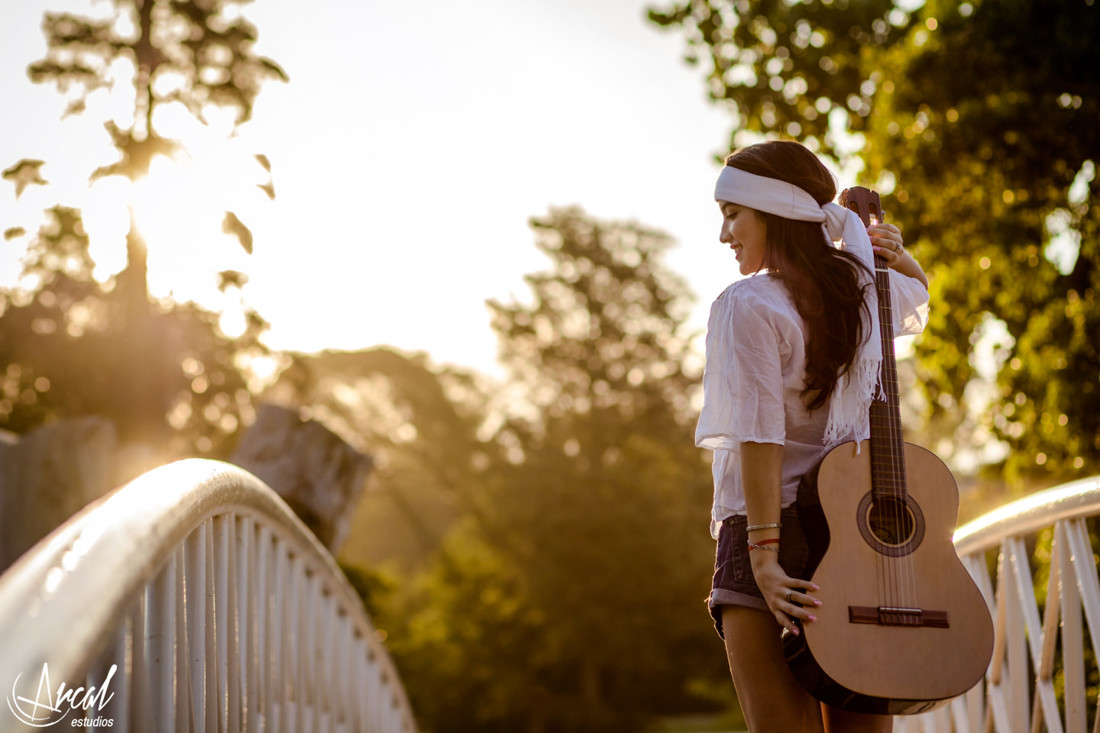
714,165,883,444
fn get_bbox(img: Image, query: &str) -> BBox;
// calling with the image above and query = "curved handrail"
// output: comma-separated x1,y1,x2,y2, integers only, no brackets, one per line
898,474,1100,733
0,458,416,731
953,473,1100,556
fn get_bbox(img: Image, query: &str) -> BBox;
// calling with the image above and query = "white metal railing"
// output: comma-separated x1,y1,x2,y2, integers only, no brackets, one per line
897,474,1100,733
0,459,416,732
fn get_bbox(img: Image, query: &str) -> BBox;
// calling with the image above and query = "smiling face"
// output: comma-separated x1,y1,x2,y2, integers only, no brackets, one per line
718,201,768,275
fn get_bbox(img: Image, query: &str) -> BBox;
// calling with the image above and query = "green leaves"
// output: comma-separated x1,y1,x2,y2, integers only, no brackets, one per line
649,0,904,155
652,0,1100,485
360,209,724,731
489,206,699,426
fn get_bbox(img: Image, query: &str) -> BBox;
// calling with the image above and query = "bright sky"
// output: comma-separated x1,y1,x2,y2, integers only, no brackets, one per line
1,0,746,377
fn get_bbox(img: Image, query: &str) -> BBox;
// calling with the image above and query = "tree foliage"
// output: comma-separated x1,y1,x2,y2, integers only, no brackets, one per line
0,205,265,458
264,347,499,571
648,0,906,156
0,0,284,463
650,0,1100,484
384,208,727,732
26,0,285,301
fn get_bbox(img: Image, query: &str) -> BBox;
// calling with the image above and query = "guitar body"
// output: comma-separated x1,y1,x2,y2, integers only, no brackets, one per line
783,440,994,714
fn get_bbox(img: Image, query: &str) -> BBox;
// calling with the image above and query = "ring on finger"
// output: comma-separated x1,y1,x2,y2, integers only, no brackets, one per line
785,589,793,603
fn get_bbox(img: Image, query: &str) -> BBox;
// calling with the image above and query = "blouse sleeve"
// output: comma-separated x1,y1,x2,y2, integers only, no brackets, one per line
695,286,787,451
888,270,930,336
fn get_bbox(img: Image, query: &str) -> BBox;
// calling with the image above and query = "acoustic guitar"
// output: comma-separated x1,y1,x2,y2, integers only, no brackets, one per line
782,187,994,714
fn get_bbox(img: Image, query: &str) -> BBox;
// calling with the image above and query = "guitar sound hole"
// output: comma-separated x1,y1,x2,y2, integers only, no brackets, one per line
856,492,925,557
867,498,915,546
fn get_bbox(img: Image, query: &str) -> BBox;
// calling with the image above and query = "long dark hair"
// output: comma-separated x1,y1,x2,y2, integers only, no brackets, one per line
725,141,870,412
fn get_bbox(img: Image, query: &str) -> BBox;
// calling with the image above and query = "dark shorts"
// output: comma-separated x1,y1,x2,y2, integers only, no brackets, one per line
707,504,810,639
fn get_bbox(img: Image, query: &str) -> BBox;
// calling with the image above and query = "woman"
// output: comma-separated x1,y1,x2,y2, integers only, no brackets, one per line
696,141,929,732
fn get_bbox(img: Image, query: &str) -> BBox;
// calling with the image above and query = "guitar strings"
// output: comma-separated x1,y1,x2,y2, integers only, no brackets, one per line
875,257,918,618
859,198,919,623
874,260,896,613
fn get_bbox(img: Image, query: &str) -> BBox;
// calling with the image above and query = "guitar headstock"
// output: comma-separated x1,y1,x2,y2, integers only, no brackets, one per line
840,186,883,228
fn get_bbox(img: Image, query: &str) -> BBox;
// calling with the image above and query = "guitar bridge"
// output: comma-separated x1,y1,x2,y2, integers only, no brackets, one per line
849,605,949,628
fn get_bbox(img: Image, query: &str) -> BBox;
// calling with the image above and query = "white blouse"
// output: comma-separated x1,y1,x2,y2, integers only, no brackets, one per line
696,271,930,537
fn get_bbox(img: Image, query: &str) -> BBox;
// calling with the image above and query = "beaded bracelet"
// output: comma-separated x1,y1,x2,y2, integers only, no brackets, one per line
746,522,782,532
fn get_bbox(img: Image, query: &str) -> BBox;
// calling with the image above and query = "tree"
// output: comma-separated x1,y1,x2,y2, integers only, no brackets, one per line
0,0,285,462
391,208,727,732
0,201,266,461
648,0,905,157
25,0,286,308
262,347,500,572
649,0,1100,485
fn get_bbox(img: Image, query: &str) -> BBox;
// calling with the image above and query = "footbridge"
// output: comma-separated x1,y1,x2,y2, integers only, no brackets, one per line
0,460,415,732
0,460,1097,732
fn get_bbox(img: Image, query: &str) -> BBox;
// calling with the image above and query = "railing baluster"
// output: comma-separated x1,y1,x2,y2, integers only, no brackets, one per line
214,515,230,731
1058,522,1087,732
204,517,220,731
303,562,315,733
175,544,192,732
1007,538,1032,732
111,612,131,733
237,515,254,733
186,522,208,733
1065,519,1100,663
130,592,152,731
365,642,378,726
146,552,177,733
272,539,289,733
286,553,302,732
336,612,352,733
986,545,1010,733
227,514,242,733
318,591,333,733
253,522,270,733
1008,532,1064,731
1064,518,1100,733
356,638,371,733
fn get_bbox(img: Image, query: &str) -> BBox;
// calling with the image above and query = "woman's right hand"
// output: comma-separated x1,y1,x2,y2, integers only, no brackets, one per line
750,553,821,635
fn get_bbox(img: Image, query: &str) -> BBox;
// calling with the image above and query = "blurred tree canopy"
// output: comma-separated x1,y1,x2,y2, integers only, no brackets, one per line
381,208,727,732
264,347,499,572
649,0,1099,485
1,0,284,463
0,204,265,456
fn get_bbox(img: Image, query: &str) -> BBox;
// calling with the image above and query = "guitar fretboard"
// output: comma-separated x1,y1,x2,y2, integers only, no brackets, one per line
869,261,908,499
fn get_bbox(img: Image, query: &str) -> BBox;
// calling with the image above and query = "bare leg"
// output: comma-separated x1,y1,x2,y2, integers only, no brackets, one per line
721,606,824,733
822,704,892,733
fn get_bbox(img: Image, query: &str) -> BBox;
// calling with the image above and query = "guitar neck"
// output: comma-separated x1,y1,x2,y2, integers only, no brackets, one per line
839,186,908,501
869,252,908,499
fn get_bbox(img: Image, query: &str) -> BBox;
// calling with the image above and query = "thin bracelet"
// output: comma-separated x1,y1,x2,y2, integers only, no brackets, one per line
747,542,780,553
747,538,779,546
746,522,781,532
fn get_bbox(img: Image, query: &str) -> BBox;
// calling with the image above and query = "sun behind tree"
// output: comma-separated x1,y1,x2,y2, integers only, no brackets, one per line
25,0,286,309
0,0,287,470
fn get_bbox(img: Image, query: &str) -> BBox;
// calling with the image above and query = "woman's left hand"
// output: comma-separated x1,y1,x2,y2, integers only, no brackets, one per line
868,222,907,265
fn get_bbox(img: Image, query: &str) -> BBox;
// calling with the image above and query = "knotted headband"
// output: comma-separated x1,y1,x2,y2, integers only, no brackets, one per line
714,165,882,444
